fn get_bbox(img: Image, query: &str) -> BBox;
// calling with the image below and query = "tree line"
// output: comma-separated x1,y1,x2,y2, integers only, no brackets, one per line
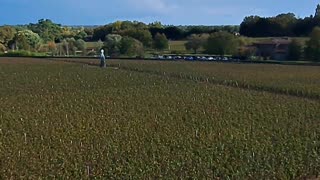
240,5,320,37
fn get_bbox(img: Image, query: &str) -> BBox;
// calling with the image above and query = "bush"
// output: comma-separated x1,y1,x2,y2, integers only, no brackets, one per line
0,50,47,57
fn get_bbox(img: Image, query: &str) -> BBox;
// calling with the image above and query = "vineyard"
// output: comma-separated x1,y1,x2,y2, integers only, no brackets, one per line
0,57,319,179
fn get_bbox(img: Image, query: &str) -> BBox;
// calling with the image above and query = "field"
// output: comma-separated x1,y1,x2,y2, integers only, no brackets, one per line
0,57,319,179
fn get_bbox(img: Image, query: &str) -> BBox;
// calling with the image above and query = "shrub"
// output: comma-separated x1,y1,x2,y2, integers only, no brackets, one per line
0,50,47,57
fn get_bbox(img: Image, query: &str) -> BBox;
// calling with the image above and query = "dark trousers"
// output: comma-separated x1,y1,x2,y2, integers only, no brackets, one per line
100,56,106,68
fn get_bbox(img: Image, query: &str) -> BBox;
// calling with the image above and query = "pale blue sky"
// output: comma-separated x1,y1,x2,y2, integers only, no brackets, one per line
0,0,319,25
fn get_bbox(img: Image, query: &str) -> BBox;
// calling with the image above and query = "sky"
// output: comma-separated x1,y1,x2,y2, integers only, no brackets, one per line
0,0,319,26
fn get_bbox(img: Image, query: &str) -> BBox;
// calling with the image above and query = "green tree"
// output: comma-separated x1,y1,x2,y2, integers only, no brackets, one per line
96,39,104,51
0,26,16,48
315,4,320,18
204,31,238,55
305,27,320,61
75,39,86,55
14,30,42,50
184,34,209,54
66,38,77,55
61,39,69,56
104,34,122,57
121,29,152,47
153,33,168,51
119,37,144,57
28,19,63,42
287,39,303,61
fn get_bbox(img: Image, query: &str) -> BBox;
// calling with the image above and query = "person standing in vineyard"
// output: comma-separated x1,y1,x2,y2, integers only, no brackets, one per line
100,49,106,68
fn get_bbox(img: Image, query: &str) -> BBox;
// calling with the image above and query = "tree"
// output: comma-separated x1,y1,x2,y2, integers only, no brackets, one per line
48,41,57,56
0,43,6,52
184,34,209,54
61,39,69,56
0,26,16,48
204,31,238,55
28,19,63,42
239,16,261,36
119,37,144,57
92,25,113,41
14,30,42,50
66,38,77,55
287,39,303,61
163,26,184,40
305,27,320,61
96,40,104,51
104,34,122,57
120,29,152,47
153,33,168,51
75,39,86,55
315,4,320,18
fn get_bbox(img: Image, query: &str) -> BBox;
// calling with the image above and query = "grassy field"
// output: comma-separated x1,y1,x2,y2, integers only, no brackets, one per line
0,57,319,179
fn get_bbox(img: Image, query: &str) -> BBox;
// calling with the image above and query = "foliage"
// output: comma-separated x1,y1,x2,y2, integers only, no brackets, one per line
184,34,209,54
204,32,239,55
240,4,320,37
0,26,16,48
119,37,144,57
28,19,63,42
305,27,320,61
75,39,86,55
104,34,122,57
0,43,6,52
153,33,168,50
14,30,43,51
287,39,303,61
48,41,57,55
0,50,46,57
120,29,153,47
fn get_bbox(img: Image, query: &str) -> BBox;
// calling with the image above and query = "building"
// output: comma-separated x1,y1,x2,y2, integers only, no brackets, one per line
253,38,291,60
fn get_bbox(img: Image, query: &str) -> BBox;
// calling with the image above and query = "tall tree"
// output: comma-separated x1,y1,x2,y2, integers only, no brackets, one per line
315,4,320,18
305,27,320,61
204,32,238,55
119,37,144,57
184,34,209,54
0,26,16,48
14,30,42,50
75,39,87,55
120,29,152,47
104,34,122,56
287,39,303,61
28,19,63,42
153,33,168,51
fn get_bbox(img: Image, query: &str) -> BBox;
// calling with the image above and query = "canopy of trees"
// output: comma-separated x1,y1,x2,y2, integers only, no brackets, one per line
305,27,320,61
240,5,320,37
204,32,239,55
185,34,209,54
153,33,169,51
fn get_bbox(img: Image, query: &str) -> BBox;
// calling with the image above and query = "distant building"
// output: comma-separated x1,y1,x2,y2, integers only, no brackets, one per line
253,38,291,60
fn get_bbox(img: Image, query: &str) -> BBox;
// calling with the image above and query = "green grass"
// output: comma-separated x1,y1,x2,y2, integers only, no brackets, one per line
0,57,319,179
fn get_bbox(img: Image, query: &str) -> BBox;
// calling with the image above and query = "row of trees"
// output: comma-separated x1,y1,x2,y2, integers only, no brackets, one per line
0,19,90,54
240,5,320,37
286,27,320,61
92,21,238,42
184,32,246,55
103,33,168,57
